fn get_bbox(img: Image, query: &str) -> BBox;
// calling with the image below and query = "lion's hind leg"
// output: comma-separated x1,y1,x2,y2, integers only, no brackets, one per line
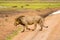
39,18,48,31
38,18,45,31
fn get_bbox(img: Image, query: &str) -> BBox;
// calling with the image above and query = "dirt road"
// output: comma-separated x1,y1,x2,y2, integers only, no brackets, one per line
11,14,60,40
0,8,60,40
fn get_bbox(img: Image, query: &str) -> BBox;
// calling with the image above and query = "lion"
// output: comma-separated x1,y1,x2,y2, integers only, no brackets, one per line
14,15,48,32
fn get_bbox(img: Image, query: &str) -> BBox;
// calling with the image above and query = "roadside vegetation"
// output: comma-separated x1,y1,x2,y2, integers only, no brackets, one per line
0,2,60,9
0,2,60,40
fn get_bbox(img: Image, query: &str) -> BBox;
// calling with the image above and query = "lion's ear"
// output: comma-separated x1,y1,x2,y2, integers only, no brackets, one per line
19,16,25,18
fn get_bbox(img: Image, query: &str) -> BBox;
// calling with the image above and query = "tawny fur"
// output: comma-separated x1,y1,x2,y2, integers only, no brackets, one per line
14,15,48,32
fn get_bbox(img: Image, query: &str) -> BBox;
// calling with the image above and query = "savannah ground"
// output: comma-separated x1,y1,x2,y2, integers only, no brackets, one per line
0,2,60,40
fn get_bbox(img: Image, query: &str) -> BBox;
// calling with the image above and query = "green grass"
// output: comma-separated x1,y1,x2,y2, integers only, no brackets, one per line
0,2,60,9
5,26,22,40
1,2,60,40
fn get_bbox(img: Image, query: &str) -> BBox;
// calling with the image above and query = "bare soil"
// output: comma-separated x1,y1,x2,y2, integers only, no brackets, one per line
0,7,60,40
12,14,60,40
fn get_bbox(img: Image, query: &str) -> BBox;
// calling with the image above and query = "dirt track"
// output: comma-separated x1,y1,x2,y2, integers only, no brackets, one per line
0,8,60,40
12,14,60,40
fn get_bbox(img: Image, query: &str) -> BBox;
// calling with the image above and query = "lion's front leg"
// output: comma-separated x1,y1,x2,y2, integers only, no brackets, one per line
25,24,36,31
31,22,37,31
25,24,31,30
21,26,25,32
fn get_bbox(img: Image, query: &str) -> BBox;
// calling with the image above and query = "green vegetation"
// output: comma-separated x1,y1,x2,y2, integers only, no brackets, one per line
0,2,60,9
1,2,60,40
5,26,22,40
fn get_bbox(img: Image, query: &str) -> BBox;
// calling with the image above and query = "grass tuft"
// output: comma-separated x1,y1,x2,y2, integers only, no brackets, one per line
5,26,22,40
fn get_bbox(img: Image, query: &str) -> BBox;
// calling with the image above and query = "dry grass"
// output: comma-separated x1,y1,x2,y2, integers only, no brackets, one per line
0,7,60,40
